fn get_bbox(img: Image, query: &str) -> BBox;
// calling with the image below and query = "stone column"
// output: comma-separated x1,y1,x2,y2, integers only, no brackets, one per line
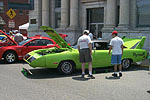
118,0,130,29
50,0,55,28
70,0,79,28
42,0,49,26
28,0,42,37
60,0,69,28
103,0,117,29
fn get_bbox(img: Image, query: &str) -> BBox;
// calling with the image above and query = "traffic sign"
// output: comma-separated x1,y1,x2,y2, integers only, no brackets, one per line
8,20,15,28
6,8,16,19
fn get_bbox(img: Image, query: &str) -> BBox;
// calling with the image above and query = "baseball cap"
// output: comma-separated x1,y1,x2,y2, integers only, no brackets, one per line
83,30,89,34
112,31,118,35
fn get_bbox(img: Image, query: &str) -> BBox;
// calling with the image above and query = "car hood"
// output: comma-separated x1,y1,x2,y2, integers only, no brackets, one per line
0,30,17,45
40,26,72,49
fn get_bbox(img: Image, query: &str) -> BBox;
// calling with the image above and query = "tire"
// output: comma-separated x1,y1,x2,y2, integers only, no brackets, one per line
58,61,75,74
122,59,131,70
3,51,17,63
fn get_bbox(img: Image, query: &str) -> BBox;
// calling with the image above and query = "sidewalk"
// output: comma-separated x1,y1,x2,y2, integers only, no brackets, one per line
140,59,150,67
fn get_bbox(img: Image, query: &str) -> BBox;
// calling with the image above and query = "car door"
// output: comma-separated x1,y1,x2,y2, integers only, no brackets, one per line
92,50,111,67
92,41,111,67
22,39,54,56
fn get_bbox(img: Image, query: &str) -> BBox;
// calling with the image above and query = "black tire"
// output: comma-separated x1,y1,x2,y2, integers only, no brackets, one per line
3,51,17,63
122,59,131,70
58,61,75,74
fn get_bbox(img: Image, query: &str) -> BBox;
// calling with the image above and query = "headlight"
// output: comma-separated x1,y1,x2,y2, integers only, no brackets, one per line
28,56,36,63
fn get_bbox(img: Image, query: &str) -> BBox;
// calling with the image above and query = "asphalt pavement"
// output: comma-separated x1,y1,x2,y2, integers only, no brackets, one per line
0,61,150,100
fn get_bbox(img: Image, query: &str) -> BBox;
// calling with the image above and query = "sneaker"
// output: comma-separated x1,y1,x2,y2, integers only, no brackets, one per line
81,74,85,78
112,73,117,77
119,73,122,77
88,75,95,79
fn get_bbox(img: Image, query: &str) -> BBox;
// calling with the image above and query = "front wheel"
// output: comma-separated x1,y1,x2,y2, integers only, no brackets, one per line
58,61,75,74
3,51,17,63
122,59,131,70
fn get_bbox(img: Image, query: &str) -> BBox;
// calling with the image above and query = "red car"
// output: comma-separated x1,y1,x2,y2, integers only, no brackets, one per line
0,30,60,63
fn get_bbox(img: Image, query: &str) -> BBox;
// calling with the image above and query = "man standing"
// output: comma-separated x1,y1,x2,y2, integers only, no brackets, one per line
109,31,124,77
88,32,93,40
77,30,95,79
14,31,24,44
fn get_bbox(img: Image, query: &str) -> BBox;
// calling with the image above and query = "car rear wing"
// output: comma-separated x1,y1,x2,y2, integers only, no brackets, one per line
123,36,146,49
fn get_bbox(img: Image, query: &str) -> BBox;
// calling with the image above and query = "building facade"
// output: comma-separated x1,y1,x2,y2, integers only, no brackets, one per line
0,0,30,32
28,0,150,51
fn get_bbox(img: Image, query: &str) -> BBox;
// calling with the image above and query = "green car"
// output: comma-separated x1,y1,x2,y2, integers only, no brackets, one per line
23,26,147,74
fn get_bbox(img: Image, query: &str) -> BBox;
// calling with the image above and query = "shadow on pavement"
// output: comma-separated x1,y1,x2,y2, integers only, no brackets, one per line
147,90,150,94
21,68,81,79
23,66,150,80
105,76,120,80
0,60,28,65
72,76,90,81
20,64,150,79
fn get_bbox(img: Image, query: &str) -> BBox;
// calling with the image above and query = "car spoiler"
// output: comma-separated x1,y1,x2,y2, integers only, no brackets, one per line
123,36,146,49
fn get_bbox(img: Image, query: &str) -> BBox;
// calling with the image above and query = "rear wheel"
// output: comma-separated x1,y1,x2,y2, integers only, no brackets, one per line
58,61,75,74
3,51,17,63
122,59,131,70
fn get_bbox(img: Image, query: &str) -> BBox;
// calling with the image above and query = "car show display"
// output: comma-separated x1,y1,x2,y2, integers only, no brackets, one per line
23,26,147,75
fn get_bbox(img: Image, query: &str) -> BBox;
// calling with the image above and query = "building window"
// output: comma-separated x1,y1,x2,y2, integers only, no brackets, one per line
137,0,150,27
0,25,4,30
0,1,4,13
55,12,61,28
55,0,61,8
19,10,23,15
55,0,61,28
30,19,36,24
87,8,104,38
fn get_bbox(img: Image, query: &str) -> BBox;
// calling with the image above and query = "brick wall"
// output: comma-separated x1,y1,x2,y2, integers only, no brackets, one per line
0,0,29,32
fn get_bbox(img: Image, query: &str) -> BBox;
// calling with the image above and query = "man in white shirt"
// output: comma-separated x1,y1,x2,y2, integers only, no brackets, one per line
77,30,95,79
109,31,124,77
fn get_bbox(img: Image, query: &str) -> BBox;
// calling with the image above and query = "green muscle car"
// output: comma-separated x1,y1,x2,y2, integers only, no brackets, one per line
23,26,147,74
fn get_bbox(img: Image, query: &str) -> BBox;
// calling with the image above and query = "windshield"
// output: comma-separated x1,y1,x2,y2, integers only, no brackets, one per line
18,38,32,46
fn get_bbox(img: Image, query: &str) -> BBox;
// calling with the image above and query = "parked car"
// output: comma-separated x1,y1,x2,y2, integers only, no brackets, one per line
0,35,7,42
0,30,61,63
24,26,147,74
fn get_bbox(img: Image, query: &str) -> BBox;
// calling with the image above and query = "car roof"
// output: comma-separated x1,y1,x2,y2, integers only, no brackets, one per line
30,35,51,40
92,39,110,43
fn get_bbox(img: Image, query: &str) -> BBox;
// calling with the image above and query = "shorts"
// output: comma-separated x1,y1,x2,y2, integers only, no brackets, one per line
79,48,92,63
111,54,122,65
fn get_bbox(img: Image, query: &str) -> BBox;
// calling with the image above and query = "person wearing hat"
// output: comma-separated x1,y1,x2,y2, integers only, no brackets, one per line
109,31,124,77
77,30,95,79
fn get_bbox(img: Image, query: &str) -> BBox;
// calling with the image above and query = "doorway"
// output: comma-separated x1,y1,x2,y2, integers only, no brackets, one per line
87,8,104,39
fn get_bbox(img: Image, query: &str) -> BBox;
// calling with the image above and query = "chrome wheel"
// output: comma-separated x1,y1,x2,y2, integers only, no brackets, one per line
122,59,131,70
4,51,17,63
59,61,74,74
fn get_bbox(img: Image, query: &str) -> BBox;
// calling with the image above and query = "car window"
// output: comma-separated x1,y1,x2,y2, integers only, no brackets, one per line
18,38,32,46
25,39,53,46
93,42,109,50
26,39,38,46
35,39,53,46
45,39,53,45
